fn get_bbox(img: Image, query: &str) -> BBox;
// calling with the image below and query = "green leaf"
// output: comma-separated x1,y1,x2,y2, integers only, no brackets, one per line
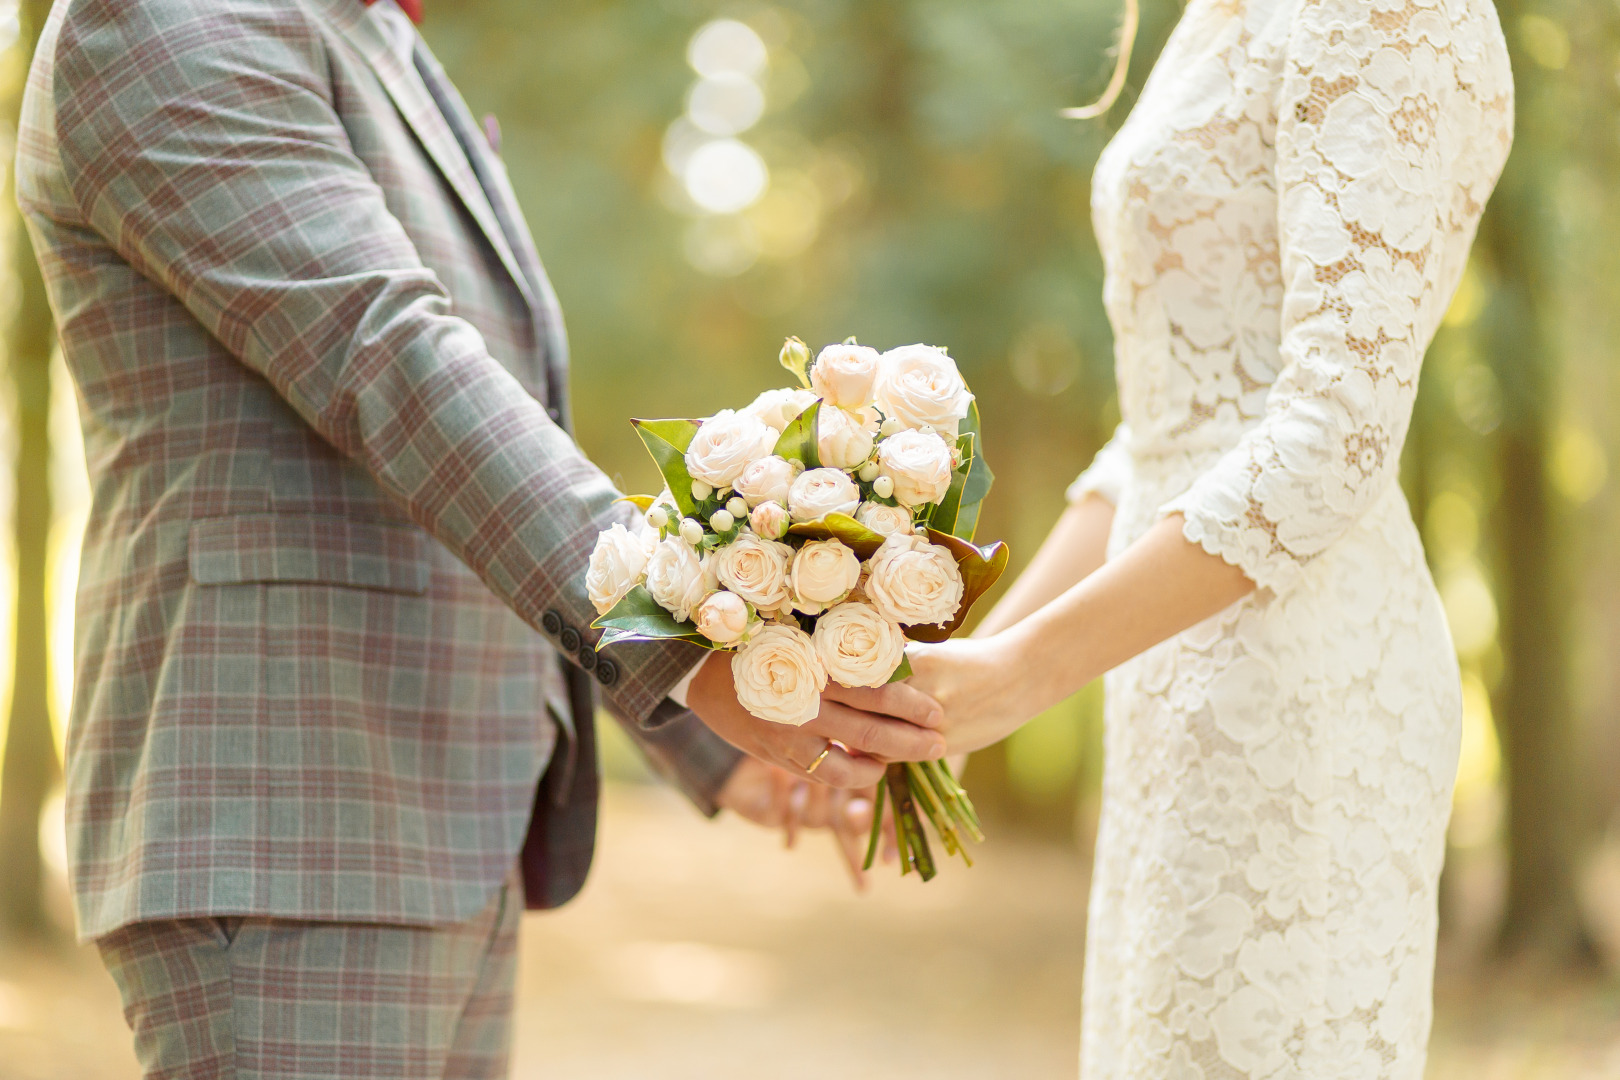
772,400,821,468
786,511,886,558
591,585,711,647
632,418,701,517
903,530,1011,644
957,400,995,517
617,494,656,511
886,652,914,684
927,432,975,538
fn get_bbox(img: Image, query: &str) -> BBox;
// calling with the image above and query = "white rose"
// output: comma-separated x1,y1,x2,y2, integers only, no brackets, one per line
856,501,912,538
816,405,876,470
743,386,819,432
865,532,965,627
711,532,793,610
733,455,802,508
874,344,974,439
788,468,861,523
749,500,791,540
732,624,828,726
877,429,954,508
685,409,779,488
586,523,652,615
788,539,862,615
810,343,880,409
694,590,752,644
813,601,906,688
643,537,714,623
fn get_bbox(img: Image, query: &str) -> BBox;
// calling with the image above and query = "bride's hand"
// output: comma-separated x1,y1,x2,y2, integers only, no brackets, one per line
905,635,1035,755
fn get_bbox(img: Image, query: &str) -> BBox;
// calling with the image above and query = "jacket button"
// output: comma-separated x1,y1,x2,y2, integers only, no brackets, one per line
542,610,563,636
546,406,562,423
578,645,598,671
559,627,582,653
595,658,618,687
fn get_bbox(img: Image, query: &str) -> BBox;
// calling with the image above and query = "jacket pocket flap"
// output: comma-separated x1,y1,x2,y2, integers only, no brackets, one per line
189,515,431,596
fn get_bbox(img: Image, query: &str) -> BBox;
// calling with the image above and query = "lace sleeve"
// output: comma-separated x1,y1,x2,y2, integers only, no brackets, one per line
1160,0,1512,594
1067,423,1133,508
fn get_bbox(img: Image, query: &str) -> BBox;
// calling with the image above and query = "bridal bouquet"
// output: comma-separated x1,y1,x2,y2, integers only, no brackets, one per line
586,337,1007,879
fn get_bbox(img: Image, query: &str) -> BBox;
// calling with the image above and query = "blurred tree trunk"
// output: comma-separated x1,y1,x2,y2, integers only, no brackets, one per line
0,0,59,942
1473,0,1597,965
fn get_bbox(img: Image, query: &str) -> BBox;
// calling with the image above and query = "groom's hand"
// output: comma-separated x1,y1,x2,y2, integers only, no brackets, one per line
686,652,946,789
717,758,879,890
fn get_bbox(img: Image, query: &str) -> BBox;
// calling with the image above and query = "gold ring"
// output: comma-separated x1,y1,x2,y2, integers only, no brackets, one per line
805,742,833,776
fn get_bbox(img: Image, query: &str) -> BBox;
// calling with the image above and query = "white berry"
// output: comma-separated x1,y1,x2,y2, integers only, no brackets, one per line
726,496,748,518
691,479,714,502
857,461,881,483
646,506,669,530
680,518,704,545
710,509,736,533
872,475,895,499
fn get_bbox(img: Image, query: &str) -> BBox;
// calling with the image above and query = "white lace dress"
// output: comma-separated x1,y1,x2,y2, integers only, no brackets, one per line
1068,0,1512,1075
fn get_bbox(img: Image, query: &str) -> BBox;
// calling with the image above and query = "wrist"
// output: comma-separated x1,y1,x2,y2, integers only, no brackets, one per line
684,650,734,722
992,620,1071,720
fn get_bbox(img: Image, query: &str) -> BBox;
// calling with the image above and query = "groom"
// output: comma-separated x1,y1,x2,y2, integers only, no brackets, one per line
15,0,944,1075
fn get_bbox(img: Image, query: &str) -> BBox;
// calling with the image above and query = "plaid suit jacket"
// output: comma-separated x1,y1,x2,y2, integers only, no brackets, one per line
16,0,740,941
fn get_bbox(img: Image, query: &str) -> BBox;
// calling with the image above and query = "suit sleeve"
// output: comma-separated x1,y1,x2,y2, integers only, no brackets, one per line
50,0,699,727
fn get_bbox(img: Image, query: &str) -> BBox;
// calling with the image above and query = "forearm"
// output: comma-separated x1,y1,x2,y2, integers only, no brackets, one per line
974,494,1115,637
997,513,1254,716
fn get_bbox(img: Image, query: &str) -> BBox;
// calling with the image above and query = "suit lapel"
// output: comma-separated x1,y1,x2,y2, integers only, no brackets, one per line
315,0,537,312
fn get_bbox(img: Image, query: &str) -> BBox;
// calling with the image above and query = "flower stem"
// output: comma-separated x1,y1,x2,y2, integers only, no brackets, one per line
863,775,887,872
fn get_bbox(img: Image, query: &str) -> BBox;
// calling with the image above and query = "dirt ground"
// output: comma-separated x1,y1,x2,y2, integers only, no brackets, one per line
1,783,1617,1080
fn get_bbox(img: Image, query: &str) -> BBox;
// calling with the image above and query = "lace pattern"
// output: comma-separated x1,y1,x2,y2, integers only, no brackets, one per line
1072,0,1511,1074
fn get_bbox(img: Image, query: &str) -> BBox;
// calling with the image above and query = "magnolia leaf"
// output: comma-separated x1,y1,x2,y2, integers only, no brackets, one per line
617,494,657,511
632,418,701,517
598,625,721,652
886,653,914,684
927,432,975,539
772,400,821,469
591,585,709,647
902,530,1011,644
958,400,995,515
786,511,886,558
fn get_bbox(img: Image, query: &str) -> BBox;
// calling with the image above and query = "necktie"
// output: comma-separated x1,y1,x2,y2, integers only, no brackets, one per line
362,0,422,25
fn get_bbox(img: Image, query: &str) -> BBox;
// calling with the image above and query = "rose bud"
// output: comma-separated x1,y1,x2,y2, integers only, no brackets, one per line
695,590,751,645
749,501,791,540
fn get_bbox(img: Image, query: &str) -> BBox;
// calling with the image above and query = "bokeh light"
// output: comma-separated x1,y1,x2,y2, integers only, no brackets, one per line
682,139,769,215
687,74,766,137
687,19,768,80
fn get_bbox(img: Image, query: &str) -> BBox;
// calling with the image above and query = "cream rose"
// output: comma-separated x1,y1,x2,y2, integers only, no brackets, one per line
874,344,974,439
856,501,913,538
787,468,861,523
788,539,862,615
711,532,793,610
816,406,876,470
694,590,752,644
749,500,791,540
865,532,965,627
732,624,828,726
685,409,779,488
813,601,907,688
586,523,652,615
643,537,714,623
743,387,818,433
733,455,802,508
810,343,880,409
877,429,954,508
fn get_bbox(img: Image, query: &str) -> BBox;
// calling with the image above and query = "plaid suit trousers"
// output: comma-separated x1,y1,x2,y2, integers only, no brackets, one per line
97,866,524,1080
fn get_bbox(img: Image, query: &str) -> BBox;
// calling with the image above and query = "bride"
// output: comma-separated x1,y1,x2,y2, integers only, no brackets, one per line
907,0,1513,1075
